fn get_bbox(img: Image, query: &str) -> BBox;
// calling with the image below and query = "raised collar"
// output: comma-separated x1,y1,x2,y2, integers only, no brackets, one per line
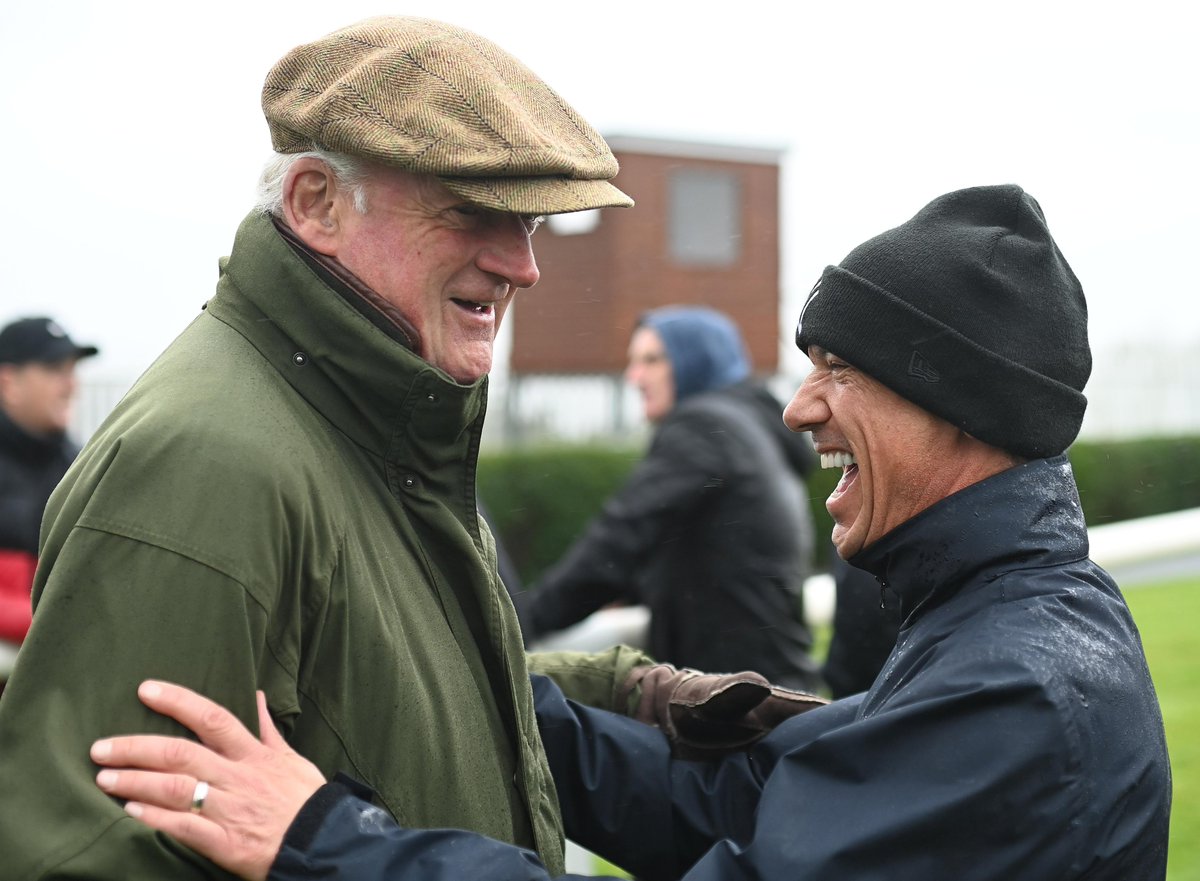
204,211,488,459
849,455,1089,622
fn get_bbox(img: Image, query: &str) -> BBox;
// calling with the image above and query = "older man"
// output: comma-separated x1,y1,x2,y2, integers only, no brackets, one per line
90,184,1172,880
0,16,631,879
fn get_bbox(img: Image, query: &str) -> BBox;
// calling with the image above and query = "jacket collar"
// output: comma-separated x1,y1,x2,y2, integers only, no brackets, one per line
271,217,422,352
849,455,1089,622
204,211,488,460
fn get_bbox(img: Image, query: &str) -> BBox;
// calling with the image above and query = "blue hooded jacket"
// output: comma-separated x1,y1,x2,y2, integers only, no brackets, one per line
637,306,750,402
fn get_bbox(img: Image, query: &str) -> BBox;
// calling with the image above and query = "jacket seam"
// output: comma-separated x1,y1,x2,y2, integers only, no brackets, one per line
66,522,303,679
74,519,271,609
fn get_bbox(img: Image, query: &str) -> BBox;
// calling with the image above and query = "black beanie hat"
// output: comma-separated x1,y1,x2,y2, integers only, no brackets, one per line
795,184,1091,460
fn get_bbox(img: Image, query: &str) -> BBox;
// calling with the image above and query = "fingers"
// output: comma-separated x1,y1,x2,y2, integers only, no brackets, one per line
96,767,201,814
94,768,238,874
117,801,232,876
255,690,287,750
91,734,225,782
136,681,262,760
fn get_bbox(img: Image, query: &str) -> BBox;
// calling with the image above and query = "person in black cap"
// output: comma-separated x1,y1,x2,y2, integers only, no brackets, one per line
89,185,1170,881
0,317,97,648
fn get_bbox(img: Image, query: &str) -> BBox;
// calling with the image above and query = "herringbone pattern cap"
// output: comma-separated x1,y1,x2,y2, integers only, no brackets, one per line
263,16,633,215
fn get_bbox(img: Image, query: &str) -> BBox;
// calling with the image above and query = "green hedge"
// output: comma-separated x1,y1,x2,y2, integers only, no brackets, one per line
478,435,1200,585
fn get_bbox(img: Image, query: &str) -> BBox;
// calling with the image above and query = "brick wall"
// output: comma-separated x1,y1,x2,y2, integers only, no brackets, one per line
511,138,782,375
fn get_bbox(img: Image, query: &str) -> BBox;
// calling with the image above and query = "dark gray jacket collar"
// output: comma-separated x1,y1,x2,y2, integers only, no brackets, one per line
850,454,1088,622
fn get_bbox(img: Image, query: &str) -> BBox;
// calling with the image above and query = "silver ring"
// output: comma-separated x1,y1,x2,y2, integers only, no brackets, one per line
190,780,209,814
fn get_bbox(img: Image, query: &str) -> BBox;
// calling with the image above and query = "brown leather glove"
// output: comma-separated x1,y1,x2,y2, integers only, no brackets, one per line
617,664,829,760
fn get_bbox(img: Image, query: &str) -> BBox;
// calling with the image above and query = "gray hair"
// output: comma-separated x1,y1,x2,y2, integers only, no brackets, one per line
255,149,372,217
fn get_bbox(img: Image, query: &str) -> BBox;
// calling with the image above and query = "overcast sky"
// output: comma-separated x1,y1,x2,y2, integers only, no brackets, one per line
2,0,1196,380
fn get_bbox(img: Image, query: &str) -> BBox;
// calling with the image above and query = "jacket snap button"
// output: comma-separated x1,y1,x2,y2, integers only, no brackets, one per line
403,476,416,488
426,393,436,403
292,352,308,367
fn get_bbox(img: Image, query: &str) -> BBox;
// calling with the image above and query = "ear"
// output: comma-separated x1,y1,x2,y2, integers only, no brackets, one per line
281,157,348,257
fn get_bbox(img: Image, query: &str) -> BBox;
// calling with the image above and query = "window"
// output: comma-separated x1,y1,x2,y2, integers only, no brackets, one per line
668,169,741,266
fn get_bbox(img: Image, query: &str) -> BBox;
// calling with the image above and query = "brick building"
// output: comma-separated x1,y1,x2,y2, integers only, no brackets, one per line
510,135,784,377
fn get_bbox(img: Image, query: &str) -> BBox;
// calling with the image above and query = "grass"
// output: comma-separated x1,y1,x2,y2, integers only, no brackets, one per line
585,575,1198,878
1125,577,1200,880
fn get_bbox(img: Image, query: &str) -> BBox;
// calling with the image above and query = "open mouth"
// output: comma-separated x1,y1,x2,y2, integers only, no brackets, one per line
451,298,493,315
821,451,859,500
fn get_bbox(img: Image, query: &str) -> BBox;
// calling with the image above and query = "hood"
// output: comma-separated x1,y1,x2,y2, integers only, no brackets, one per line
639,306,750,403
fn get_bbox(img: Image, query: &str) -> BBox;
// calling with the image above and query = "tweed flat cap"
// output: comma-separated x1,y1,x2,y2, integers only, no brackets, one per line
262,16,633,215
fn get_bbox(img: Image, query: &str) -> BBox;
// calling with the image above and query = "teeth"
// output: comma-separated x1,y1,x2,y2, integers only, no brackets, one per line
821,451,857,469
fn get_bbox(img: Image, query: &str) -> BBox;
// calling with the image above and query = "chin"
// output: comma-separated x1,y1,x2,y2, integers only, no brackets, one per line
441,357,493,384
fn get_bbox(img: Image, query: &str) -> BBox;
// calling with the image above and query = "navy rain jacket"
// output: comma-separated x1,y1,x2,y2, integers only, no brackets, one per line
270,456,1171,881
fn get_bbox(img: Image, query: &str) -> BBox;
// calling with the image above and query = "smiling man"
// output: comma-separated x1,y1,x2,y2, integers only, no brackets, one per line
0,16,630,880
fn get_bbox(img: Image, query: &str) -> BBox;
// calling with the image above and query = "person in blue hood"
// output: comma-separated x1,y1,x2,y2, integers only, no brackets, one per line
516,304,822,691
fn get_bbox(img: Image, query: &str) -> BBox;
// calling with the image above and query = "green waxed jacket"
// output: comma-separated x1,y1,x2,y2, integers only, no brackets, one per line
0,212,565,879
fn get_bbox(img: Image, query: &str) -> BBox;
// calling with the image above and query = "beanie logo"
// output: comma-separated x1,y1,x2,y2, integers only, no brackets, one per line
796,279,822,340
907,350,940,383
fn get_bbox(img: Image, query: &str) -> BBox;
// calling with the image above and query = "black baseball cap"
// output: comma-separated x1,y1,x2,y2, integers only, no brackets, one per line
0,317,99,365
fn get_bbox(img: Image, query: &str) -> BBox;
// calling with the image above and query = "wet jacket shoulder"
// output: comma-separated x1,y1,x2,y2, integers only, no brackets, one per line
521,378,819,688
532,458,1171,880
0,212,563,879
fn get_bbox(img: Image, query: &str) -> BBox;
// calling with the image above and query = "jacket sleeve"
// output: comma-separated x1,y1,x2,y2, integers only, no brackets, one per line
0,525,277,880
525,645,657,712
654,676,1083,880
271,780,608,881
267,674,709,881
540,667,1089,881
519,410,728,638
268,677,861,881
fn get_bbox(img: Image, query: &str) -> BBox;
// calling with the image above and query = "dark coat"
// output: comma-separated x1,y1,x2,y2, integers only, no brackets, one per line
821,550,902,698
0,408,78,644
0,407,78,555
519,380,821,689
272,456,1171,881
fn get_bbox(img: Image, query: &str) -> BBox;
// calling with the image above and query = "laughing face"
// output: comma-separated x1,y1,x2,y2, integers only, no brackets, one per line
328,168,542,383
784,345,991,559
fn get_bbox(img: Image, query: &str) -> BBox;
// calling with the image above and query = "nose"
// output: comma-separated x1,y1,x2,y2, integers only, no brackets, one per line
477,217,540,290
783,372,828,433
